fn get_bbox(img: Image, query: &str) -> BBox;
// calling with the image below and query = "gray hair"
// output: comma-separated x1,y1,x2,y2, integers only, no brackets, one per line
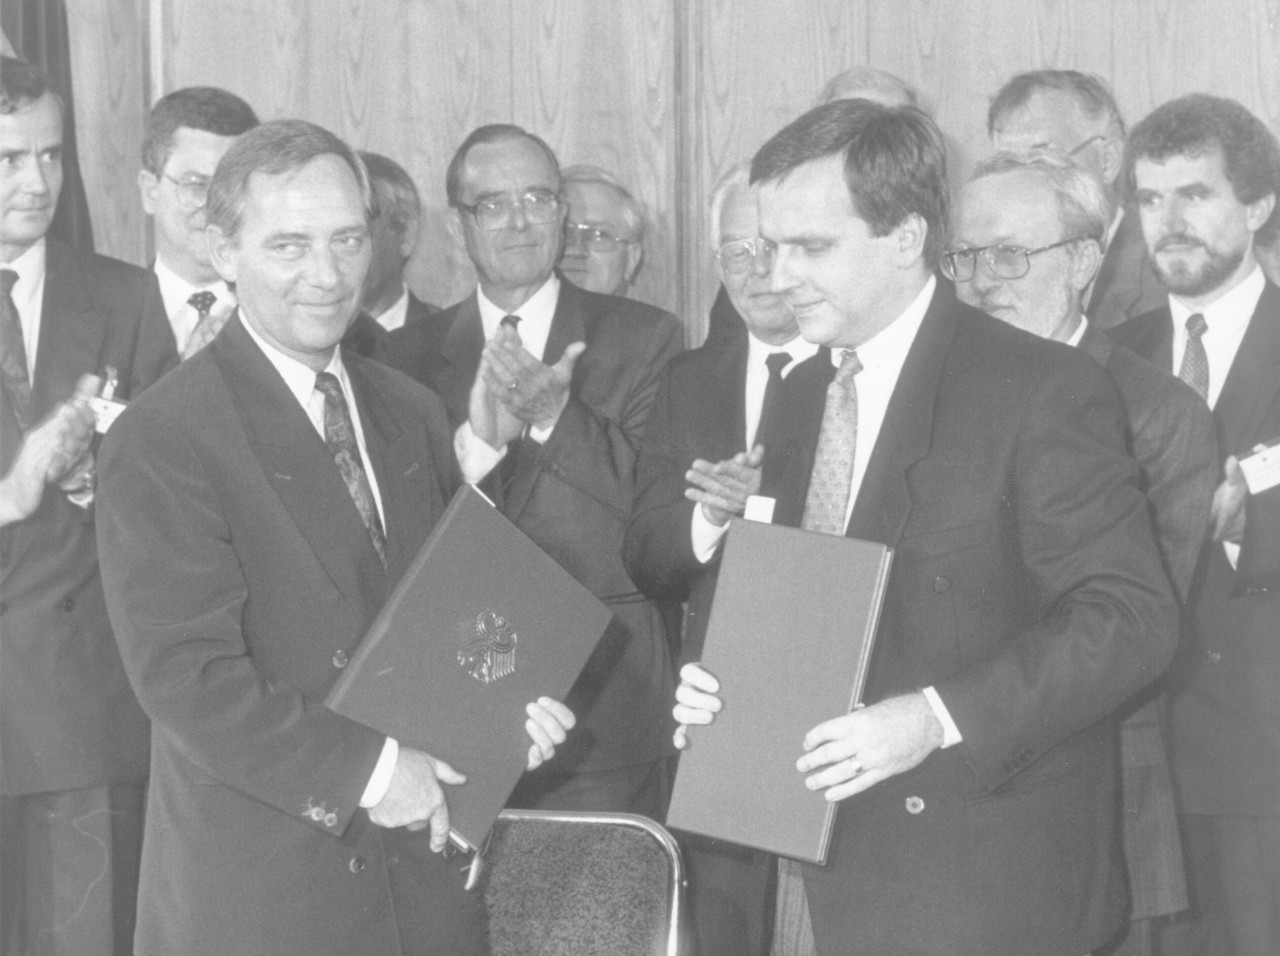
561,163,644,244
988,70,1124,140
969,149,1111,249
707,161,752,250
816,66,919,109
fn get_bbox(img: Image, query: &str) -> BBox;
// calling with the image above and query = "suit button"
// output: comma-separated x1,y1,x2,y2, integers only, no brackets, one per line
60,596,75,611
932,576,950,594
333,650,349,668
905,796,925,814
308,807,324,822
324,812,338,828
349,856,366,873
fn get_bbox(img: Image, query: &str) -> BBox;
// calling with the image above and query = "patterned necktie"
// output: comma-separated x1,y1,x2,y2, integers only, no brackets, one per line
753,351,791,451
314,371,387,567
182,290,227,359
1179,312,1209,402
494,314,524,493
0,269,32,429
775,349,861,956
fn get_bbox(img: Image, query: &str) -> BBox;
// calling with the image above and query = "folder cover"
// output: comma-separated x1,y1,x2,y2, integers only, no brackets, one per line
666,519,891,863
326,484,612,849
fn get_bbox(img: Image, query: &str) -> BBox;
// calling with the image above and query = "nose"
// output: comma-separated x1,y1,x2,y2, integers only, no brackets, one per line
305,246,341,290
20,157,49,195
967,258,1003,295
768,244,798,296
563,225,586,253
1160,198,1186,235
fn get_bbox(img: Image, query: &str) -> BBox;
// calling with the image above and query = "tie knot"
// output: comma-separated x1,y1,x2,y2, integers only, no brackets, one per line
501,314,521,330
834,349,862,383
314,370,343,401
0,269,17,296
188,290,217,315
764,352,791,376
1186,312,1207,339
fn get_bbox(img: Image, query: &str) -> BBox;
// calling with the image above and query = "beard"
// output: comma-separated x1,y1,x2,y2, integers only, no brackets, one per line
1151,234,1246,299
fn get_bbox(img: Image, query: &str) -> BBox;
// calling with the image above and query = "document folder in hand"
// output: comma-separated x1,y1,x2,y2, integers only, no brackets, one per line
325,484,612,849
666,519,891,863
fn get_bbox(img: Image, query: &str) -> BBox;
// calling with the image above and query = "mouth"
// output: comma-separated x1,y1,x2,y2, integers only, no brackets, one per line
1155,237,1203,254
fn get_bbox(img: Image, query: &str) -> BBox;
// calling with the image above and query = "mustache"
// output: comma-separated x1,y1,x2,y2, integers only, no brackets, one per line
1154,233,1204,253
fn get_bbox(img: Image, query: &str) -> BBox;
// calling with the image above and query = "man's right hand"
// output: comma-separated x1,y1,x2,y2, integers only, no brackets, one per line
685,445,764,527
367,746,466,852
672,662,723,750
468,325,525,451
0,373,99,525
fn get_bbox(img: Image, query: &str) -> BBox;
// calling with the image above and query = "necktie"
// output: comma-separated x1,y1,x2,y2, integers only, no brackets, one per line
314,371,387,567
1179,312,1209,402
494,314,524,494
0,269,32,429
774,349,861,956
501,314,521,333
753,351,791,451
182,290,227,359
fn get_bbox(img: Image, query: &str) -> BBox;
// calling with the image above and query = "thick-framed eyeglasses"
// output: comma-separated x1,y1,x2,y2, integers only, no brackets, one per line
163,173,212,210
564,221,631,252
454,190,561,230
716,237,776,275
941,237,1084,282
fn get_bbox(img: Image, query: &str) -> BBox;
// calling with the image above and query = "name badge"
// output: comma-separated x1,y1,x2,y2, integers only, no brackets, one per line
1239,438,1280,494
90,365,126,434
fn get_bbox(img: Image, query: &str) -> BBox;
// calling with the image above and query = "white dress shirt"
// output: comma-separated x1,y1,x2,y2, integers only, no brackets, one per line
240,316,397,806
372,285,410,332
4,240,48,376
153,256,235,354
1168,264,1263,411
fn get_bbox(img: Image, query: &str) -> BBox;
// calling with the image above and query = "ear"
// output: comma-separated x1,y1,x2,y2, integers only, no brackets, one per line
1246,192,1276,234
139,169,159,216
625,242,643,284
1070,238,1103,293
206,225,238,284
893,213,928,265
1097,135,1124,188
398,210,421,259
445,207,466,248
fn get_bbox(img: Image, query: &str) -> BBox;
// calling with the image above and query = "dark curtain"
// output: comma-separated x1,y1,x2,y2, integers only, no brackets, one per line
1,0,94,251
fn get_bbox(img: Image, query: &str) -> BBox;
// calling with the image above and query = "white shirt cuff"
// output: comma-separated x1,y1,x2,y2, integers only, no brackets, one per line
691,505,729,563
921,686,962,748
454,421,506,484
359,736,399,808
528,422,554,443
1223,540,1241,570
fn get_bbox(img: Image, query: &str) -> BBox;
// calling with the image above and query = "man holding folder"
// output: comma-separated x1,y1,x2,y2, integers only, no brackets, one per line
673,100,1177,956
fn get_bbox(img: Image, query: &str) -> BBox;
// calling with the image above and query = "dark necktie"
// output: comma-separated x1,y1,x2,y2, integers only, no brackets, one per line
753,351,791,451
1179,312,1209,402
183,290,226,359
314,371,387,567
776,348,861,956
0,269,32,429
494,314,524,493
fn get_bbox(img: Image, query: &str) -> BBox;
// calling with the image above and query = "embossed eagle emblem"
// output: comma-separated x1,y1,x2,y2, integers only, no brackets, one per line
458,610,518,684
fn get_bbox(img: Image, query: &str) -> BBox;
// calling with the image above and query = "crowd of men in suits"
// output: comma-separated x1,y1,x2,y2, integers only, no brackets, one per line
0,47,1277,956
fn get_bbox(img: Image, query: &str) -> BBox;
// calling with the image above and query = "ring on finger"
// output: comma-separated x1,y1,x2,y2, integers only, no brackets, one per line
508,381,518,390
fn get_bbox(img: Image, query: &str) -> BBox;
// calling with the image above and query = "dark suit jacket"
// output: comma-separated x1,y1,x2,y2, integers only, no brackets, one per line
623,331,831,662
387,276,683,773
778,285,1175,956
1113,283,1280,816
96,315,485,956
0,238,175,796
1089,206,1167,328
1080,323,1216,918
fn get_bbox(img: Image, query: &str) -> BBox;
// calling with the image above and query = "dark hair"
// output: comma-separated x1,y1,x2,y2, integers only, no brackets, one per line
359,150,420,234
750,99,950,266
142,87,258,174
987,70,1123,139
0,56,60,116
444,123,560,206
205,119,376,240
1125,94,1280,246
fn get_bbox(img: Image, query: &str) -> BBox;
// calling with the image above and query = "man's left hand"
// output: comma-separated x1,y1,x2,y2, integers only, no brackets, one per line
1211,454,1248,544
524,696,576,771
797,692,943,801
686,445,764,526
482,334,586,432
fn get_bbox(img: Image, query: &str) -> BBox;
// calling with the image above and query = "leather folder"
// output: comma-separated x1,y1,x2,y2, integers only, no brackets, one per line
326,484,611,849
666,518,891,863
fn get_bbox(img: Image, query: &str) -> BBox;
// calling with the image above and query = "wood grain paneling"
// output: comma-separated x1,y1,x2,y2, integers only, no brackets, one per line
65,0,1280,335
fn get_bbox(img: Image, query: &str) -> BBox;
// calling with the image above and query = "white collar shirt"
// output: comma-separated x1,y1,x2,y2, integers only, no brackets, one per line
1168,265,1264,410
477,273,560,362
154,256,235,354
3,240,46,377
372,286,411,332
743,331,820,449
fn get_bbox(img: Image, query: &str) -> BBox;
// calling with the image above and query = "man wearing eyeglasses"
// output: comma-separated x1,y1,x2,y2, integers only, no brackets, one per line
948,149,1217,956
388,124,683,818
558,164,644,297
670,99,1176,956
624,161,830,956
138,86,258,358
989,69,1166,327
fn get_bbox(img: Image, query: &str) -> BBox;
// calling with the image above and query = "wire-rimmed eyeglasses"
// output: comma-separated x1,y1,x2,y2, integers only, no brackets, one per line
564,222,631,252
716,237,775,275
164,174,212,210
454,190,562,231
940,237,1085,282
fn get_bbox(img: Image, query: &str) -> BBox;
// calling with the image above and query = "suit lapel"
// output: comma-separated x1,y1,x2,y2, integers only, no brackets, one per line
213,315,386,614
847,287,956,547
1214,282,1280,456
31,240,107,418
762,347,832,527
1077,324,1115,368
435,294,485,426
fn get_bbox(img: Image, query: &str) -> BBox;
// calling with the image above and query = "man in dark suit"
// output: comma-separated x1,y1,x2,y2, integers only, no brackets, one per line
386,124,682,818
1112,94,1280,956
674,99,1177,956
359,150,439,332
0,57,177,956
138,85,258,359
951,148,1218,956
989,69,1166,327
96,119,573,956
624,161,829,956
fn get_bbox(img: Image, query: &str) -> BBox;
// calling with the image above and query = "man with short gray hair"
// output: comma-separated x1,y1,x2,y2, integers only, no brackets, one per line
558,163,645,296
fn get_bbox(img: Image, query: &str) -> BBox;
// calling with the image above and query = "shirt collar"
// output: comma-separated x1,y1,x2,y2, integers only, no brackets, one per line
240,311,349,405
746,330,819,372
1,239,46,315
154,255,233,317
1066,316,1089,347
477,273,560,361
372,285,411,332
1169,264,1265,336
829,273,936,370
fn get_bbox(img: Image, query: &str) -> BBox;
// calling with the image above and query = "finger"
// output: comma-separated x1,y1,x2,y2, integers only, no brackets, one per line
802,712,857,753
534,696,576,732
679,662,720,693
673,702,718,726
526,742,546,771
428,756,467,786
427,800,451,852
70,373,103,403
821,766,888,803
553,341,587,376
674,682,722,713
406,820,429,832
802,754,864,791
797,734,858,774
524,715,557,759
673,724,689,750
745,444,765,468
